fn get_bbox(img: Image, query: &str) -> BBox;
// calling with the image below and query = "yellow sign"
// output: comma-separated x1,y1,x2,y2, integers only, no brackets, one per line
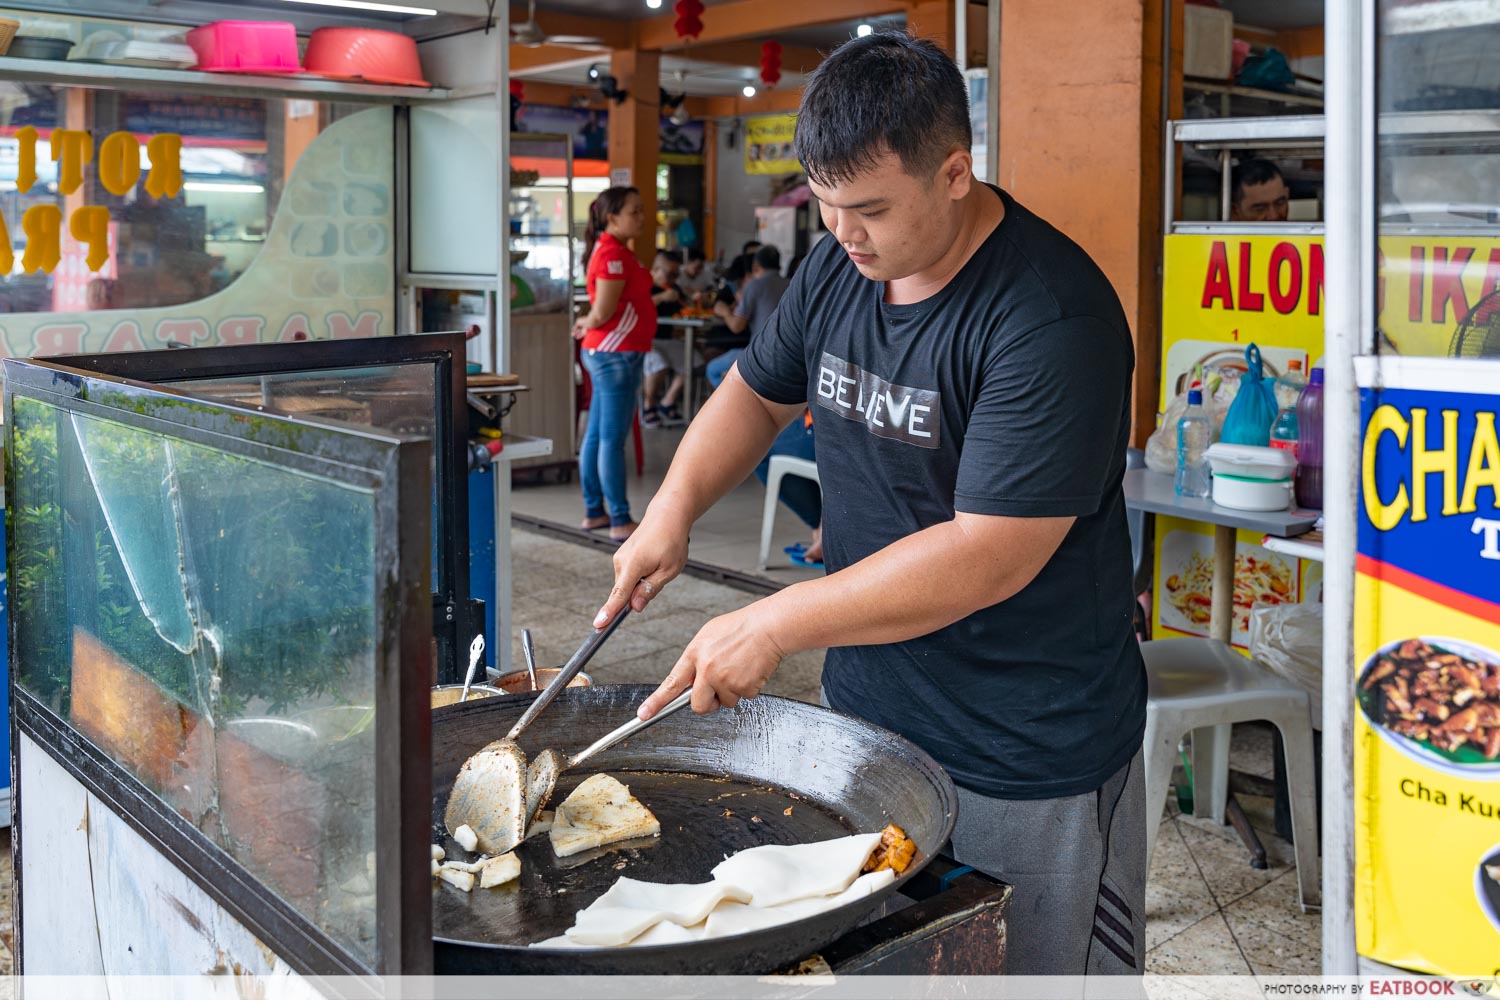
1379,237,1500,358
1355,379,1500,976
745,114,800,175
0,126,183,277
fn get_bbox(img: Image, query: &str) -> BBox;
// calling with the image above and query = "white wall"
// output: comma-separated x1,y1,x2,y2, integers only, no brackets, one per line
714,118,775,267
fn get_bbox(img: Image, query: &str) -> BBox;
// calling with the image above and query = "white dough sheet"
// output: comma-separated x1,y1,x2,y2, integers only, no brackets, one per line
533,833,889,949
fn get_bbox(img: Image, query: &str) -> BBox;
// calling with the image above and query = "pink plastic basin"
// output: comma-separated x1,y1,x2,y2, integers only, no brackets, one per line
303,27,428,87
187,20,302,75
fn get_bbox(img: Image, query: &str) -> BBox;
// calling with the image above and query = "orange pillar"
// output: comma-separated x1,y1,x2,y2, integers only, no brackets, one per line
608,47,661,265
998,0,1170,444
906,0,956,56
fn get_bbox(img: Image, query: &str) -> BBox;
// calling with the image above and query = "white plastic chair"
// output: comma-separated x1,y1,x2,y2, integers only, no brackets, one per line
1142,637,1320,909
757,455,820,570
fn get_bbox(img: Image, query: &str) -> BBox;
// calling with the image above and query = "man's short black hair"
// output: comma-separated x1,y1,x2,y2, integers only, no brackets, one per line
687,247,707,263
742,240,762,254
753,244,781,272
795,31,971,187
1232,158,1286,205
654,248,682,265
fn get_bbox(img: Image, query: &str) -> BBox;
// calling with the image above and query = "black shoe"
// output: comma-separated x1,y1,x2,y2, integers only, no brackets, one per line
659,404,685,426
641,406,663,429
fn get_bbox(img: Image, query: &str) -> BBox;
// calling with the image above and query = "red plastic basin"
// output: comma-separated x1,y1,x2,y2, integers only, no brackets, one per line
187,20,302,75
303,27,428,87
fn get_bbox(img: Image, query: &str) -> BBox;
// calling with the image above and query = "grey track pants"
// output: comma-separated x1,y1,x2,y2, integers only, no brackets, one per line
948,747,1147,976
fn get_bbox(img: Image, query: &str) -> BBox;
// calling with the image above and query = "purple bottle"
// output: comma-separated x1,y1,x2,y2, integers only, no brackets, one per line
1294,367,1324,510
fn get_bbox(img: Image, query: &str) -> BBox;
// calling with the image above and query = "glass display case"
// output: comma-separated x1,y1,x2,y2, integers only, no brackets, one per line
49,334,475,681
3,334,477,975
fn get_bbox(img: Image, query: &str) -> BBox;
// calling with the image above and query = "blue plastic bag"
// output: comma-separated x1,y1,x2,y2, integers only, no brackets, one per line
1220,344,1279,446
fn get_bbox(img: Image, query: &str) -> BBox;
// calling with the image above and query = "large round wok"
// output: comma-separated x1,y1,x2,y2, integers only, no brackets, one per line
431,685,958,974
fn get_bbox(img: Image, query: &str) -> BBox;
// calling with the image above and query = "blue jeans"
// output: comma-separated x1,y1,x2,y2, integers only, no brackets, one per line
756,417,820,529
706,348,743,388
580,350,645,526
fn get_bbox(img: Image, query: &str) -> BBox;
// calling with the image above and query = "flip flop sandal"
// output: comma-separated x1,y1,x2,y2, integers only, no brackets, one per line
788,552,824,569
783,543,808,557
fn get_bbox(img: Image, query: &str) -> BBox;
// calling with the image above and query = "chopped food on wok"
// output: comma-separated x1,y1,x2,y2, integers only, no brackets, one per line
550,774,662,858
863,823,917,874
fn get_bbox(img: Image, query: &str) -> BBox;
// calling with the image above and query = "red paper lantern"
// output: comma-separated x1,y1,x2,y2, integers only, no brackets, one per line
674,0,704,41
509,79,525,101
760,39,782,88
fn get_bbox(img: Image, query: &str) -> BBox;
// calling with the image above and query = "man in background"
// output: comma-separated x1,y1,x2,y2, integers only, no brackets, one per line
643,250,687,426
1230,158,1291,221
678,247,715,297
708,244,789,388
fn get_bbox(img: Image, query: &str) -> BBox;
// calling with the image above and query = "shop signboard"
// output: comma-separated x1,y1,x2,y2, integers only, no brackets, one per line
745,114,799,175
515,104,705,165
1354,358,1500,977
1156,233,1324,647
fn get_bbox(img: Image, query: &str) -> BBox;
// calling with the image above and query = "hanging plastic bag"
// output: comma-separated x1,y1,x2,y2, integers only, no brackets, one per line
1145,367,1238,474
1219,344,1278,446
1249,600,1324,722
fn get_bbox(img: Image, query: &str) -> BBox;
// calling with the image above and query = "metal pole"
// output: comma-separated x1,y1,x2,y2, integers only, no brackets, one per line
955,0,968,73
1320,0,1369,976
495,1,515,675
986,0,1000,186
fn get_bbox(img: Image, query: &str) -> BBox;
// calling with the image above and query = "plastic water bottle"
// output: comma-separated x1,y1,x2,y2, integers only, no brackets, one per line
1175,387,1212,498
1270,360,1304,458
1294,368,1324,509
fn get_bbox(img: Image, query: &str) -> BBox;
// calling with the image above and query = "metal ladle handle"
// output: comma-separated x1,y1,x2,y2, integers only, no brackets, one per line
504,606,631,742
566,690,693,769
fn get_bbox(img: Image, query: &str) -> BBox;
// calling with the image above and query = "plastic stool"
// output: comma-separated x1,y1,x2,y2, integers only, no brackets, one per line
1142,637,1320,910
758,455,820,570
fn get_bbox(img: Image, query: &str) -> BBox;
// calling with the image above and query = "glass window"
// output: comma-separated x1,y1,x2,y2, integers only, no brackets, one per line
9,393,382,962
1377,0,1500,357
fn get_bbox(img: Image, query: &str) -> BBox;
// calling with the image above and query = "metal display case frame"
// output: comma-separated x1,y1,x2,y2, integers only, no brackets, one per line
4,357,434,975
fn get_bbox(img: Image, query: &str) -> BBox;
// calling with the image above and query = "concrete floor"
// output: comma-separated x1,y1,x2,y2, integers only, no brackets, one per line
507,523,1322,976
510,423,825,585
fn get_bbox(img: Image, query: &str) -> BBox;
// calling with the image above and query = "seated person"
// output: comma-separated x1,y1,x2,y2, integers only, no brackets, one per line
1230,158,1290,222
708,244,790,388
678,246,715,298
759,409,822,566
644,250,687,426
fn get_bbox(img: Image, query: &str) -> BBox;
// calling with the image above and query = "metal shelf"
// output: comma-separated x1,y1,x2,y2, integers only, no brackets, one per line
0,56,454,104
1384,0,1500,34
491,434,553,463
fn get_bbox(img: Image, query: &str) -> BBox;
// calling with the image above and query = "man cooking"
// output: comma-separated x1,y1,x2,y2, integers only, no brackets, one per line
593,33,1147,975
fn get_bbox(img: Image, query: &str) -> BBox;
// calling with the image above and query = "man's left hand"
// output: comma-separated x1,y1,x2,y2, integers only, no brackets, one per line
638,605,786,718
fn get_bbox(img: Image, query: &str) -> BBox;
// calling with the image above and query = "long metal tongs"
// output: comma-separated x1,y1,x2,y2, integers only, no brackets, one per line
504,606,632,743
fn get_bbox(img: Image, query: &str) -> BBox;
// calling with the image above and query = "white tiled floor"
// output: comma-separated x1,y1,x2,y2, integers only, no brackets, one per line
505,522,1323,975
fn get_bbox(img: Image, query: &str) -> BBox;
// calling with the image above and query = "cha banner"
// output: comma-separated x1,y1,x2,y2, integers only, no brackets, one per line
1354,363,1500,977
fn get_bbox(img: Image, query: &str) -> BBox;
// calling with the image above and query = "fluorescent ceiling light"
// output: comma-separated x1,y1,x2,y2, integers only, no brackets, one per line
646,0,663,7
276,0,438,15
856,23,873,37
742,84,757,98
184,182,266,194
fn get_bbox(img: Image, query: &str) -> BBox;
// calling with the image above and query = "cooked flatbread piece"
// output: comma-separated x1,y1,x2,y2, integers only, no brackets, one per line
566,877,751,946
550,774,661,858
703,869,896,939
444,739,528,856
478,852,522,889
709,833,883,908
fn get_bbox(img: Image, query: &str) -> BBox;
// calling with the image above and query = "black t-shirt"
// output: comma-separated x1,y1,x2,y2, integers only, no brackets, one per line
738,187,1146,800
651,283,682,318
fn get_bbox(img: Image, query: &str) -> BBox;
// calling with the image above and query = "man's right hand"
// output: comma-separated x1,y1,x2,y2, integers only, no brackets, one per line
594,506,692,627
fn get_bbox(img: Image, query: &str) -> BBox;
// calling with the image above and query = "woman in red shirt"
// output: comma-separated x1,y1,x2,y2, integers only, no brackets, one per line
573,186,658,540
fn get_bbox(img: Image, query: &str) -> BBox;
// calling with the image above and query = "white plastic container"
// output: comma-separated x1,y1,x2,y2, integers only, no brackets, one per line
1206,443,1297,481
1212,473,1294,512
1206,443,1296,511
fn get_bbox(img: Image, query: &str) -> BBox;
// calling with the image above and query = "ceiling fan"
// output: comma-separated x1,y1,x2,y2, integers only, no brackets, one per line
511,0,606,48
